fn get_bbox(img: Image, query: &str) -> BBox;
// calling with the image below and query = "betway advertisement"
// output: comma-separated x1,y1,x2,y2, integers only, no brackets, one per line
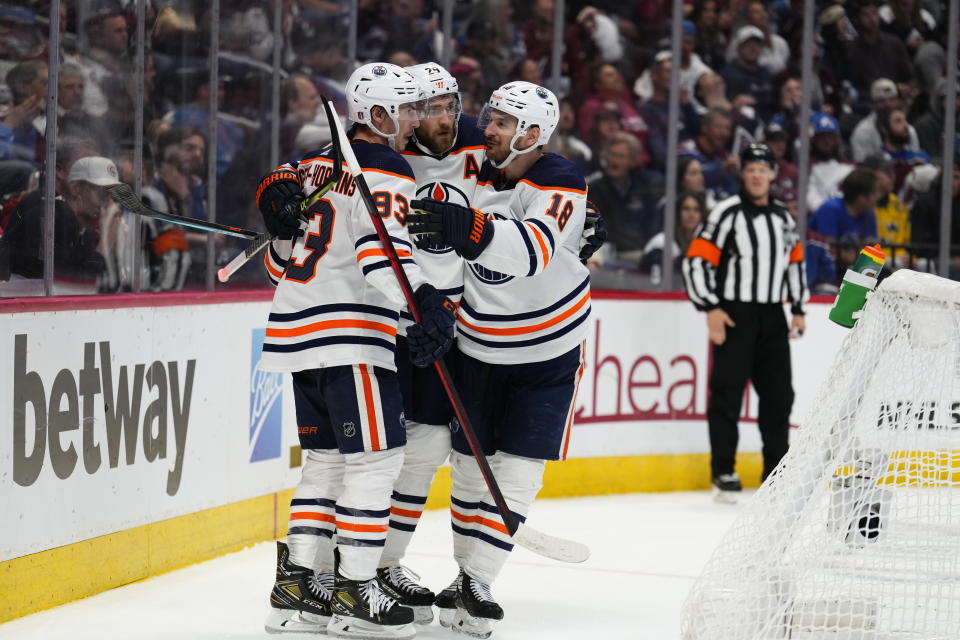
0,295,846,561
1,301,302,562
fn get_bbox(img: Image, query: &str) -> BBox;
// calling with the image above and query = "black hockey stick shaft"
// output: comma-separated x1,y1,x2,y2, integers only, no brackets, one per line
107,184,260,238
320,100,519,530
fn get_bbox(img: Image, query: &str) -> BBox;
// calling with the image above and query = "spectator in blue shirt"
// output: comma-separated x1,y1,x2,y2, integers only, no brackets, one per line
809,167,880,244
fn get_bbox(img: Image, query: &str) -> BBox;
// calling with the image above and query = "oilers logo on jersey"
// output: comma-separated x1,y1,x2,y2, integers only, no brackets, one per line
414,181,471,255
468,212,514,285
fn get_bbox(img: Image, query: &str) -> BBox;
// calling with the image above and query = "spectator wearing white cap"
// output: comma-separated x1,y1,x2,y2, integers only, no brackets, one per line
721,25,774,121
725,0,790,75
0,154,116,285
850,77,920,162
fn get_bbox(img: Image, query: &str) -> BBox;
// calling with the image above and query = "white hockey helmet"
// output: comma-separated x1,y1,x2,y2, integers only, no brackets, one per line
346,62,425,150
405,62,463,155
479,81,559,169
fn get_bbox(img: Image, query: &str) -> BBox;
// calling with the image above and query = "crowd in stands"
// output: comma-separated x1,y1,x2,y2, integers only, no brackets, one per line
0,0,957,295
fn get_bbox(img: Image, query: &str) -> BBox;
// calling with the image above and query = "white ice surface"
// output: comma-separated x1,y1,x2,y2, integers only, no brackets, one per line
0,492,746,640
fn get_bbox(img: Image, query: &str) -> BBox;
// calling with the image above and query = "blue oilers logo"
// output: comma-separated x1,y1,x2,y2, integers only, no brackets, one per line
249,329,283,462
415,181,471,255
469,212,514,285
372,65,387,76
536,86,548,99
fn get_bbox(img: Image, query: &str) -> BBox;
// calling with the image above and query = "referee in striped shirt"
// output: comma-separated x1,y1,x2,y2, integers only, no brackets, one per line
682,143,808,502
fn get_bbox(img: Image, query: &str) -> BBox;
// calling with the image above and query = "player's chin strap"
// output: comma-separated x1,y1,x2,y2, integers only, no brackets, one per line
491,128,540,169
368,117,403,152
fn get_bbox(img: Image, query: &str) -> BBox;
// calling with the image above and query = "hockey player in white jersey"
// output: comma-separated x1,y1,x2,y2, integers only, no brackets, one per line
369,62,487,624
257,62,456,640
407,82,590,638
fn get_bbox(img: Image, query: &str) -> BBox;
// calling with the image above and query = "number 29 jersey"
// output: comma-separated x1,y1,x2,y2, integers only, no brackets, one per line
260,140,424,373
398,113,486,332
460,153,591,365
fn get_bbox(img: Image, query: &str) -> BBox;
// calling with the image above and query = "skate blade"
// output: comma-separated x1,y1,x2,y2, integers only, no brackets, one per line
265,608,329,634
712,488,740,504
438,606,456,628
327,614,415,640
410,605,434,625
451,608,496,639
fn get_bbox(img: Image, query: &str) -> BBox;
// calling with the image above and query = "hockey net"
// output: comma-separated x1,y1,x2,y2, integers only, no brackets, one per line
681,270,960,640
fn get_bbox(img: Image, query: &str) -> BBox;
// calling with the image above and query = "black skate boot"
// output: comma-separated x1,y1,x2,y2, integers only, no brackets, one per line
376,565,436,625
434,569,463,628
328,551,415,639
452,572,503,639
265,541,334,634
712,472,743,504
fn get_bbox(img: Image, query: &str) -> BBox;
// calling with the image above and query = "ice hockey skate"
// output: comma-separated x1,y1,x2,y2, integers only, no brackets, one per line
376,565,435,625
327,553,415,640
265,541,334,634
434,569,463,628
711,473,742,504
452,572,503,639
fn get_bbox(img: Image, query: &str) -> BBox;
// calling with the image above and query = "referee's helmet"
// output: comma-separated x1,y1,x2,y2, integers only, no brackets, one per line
740,143,777,171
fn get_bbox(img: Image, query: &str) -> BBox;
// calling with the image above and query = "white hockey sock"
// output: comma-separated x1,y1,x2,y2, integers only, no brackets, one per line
287,448,345,570
464,452,545,586
336,447,404,581
450,451,489,568
380,422,451,566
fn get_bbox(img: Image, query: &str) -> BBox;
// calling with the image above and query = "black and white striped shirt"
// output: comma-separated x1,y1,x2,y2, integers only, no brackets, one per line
682,194,809,314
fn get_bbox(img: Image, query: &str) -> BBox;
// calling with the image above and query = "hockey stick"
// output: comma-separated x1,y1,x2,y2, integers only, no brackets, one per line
321,97,589,564
108,183,260,239
217,142,345,283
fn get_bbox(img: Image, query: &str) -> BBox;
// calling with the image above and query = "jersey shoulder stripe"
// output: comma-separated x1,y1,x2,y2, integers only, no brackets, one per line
519,153,586,193
352,140,416,181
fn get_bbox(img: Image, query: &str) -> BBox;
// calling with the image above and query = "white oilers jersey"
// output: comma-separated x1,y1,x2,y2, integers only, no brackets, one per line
261,140,424,373
460,153,591,365
398,114,486,332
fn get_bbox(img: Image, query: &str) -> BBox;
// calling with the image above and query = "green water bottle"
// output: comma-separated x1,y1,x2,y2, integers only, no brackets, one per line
828,245,886,328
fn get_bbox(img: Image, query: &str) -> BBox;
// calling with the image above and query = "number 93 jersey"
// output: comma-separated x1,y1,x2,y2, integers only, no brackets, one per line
460,153,591,365
261,140,425,373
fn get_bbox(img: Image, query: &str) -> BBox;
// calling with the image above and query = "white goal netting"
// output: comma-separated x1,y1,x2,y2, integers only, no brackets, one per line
681,270,960,640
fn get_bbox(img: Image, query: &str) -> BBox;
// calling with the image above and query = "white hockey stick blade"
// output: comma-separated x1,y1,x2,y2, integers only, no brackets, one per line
513,522,590,563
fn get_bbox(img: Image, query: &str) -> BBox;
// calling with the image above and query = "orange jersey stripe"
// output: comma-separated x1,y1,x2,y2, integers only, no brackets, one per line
517,178,586,195
687,237,722,267
356,248,412,261
527,224,550,269
561,354,585,461
266,319,396,338
359,364,381,450
458,290,591,336
450,509,510,536
290,512,335,523
390,507,423,519
335,520,388,533
789,242,804,263
264,251,284,278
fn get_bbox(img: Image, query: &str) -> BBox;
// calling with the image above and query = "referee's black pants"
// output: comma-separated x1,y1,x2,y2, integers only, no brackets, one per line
707,301,794,481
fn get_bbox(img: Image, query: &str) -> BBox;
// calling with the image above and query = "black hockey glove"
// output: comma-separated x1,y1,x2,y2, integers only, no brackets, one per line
406,284,456,368
407,198,493,260
578,200,607,263
256,169,305,240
